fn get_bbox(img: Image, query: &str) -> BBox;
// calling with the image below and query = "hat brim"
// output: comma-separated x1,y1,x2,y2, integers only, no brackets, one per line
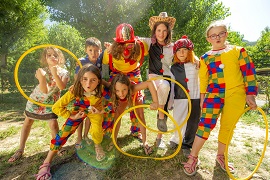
149,16,176,30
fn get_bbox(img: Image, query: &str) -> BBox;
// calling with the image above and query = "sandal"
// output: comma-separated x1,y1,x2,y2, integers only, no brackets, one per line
83,136,92,145
95,144,106,161
182,154,200,176
157,116,167,132
216,154,235,173
131,132,143,142
35,162,52,180
106,141,114,152
75,143,83,150
8,149,23,162
141,144,153,155
57,149,67,157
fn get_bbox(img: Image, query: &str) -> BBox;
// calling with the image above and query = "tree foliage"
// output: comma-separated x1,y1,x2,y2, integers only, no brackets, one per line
249,27,270,68
44,0,230,56
0,0,48,93
0,0,48,68
0,1,85,93
227,31,247,47
44,0,152,43
46,23,85,78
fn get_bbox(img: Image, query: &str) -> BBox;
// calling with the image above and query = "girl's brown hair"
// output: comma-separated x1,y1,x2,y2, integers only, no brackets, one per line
151,22,172,45
40,47,65,67
72,64,102,98
110,41,141,60
110,73,133,109
173,50,195,64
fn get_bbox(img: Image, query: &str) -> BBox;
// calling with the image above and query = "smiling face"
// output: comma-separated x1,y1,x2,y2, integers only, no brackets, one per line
115,82,129,100
80,71,99,93
155,23,168,45
206,26,228,50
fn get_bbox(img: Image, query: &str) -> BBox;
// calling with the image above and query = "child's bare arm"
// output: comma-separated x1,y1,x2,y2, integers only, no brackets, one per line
200,93,205,109
102,79,111,88
36,68,47,93
50,66,69,90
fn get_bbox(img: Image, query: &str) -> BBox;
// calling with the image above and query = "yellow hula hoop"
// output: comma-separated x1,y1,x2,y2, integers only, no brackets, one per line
225,107,268,180
132,76,192,134
14,44,81,107
112,104,182,160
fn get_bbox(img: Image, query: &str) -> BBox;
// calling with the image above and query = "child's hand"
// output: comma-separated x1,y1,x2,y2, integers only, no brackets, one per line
35,68,46,81
104,42,112,54
68,85,74,92
150,102,158,110
104,42,112,49
50,66,58,77
90,106,103,114
70,111,85,120
194,56,200,70
246,95,257,110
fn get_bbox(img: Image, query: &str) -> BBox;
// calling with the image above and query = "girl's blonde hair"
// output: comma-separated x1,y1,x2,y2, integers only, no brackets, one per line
173,50,195,64
110,41,141,60
205,20,228,37
72,64,102,98
40,47,65,67
110,73,133,109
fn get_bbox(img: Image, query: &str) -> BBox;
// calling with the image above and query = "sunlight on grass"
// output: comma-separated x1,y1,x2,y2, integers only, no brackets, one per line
1,93,269,179
242,110,267,128
0,126,20,140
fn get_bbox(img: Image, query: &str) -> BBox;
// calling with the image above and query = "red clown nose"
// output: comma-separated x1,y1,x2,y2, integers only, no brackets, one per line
123,48,130,56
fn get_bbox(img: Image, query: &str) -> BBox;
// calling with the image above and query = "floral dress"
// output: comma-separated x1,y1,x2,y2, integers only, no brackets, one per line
24,66,69,120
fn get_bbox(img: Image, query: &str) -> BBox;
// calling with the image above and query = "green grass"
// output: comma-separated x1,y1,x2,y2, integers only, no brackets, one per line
0,91,270,179
0,126,20,140
242,110,268,128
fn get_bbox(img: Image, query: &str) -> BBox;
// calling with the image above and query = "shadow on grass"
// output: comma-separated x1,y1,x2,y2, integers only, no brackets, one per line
1,140,233,180
0,92,26,122
0,144,109,180
212,162,231,180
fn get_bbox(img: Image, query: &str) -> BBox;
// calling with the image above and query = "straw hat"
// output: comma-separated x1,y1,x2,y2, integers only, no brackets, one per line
149,12,176,30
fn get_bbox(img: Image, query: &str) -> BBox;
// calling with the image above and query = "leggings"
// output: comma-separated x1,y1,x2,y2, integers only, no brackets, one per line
196,86,246,144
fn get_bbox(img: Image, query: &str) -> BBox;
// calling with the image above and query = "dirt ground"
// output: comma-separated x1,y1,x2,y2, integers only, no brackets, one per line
0,106,269,180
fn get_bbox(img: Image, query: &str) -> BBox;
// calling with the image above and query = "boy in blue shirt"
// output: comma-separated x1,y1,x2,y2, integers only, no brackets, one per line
75,37,104,148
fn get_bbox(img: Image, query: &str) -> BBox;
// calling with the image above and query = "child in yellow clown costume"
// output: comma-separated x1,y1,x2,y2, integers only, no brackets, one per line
182,20,258,176
102,23,153,154
35,64,112,180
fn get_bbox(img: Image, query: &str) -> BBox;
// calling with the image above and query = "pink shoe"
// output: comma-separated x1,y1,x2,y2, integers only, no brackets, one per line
182,154,200,176
216,154,235,173
35,162,52,180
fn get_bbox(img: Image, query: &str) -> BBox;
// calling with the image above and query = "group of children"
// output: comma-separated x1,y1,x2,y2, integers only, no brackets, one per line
8,11,258,179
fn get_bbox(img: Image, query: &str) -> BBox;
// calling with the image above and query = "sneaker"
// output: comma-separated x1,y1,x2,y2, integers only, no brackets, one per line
155,138,167,149
182,148,191,158
169,141,178,150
